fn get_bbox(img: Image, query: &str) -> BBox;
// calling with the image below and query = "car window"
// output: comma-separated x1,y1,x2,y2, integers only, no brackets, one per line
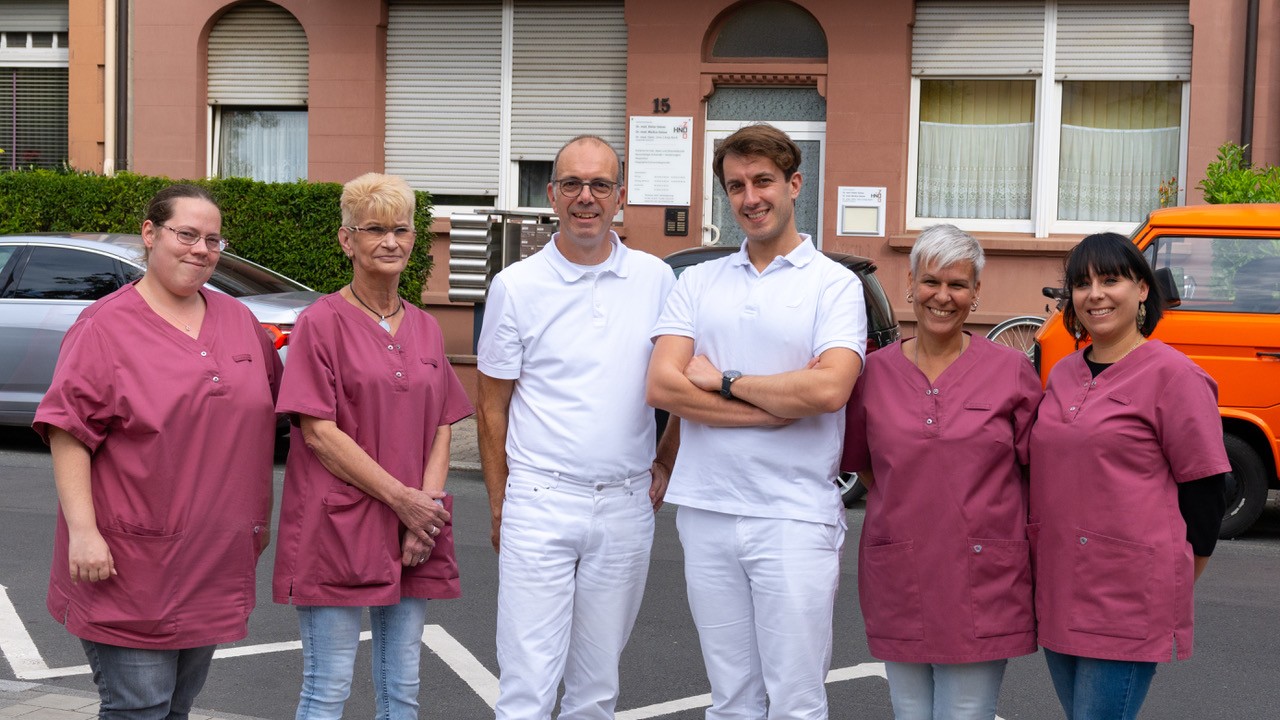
1148,235,1280,313
859,271,895,332
207,254,309,296
12,246,123,300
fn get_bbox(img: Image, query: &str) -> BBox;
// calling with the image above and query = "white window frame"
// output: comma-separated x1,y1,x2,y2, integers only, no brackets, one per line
907,1,1190,238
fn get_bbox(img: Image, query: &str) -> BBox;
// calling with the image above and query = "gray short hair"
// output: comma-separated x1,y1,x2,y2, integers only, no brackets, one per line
910,224,985,280
551,135,624,185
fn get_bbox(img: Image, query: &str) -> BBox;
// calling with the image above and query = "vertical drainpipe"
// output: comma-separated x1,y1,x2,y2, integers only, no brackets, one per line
1241,0,1259,165
115,0,129,171
103,0,116,174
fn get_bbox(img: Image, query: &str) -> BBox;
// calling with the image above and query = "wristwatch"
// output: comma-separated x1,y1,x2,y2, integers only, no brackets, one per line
720,370,743,399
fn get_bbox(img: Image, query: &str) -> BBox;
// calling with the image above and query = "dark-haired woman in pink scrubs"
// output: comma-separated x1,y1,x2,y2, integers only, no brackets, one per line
272,173,473,720
35,184,282,718
843,224,1041,720
1030,232,1229,720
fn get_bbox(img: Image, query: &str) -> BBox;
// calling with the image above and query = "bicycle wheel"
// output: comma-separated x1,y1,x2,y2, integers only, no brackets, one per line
986,315,1045,363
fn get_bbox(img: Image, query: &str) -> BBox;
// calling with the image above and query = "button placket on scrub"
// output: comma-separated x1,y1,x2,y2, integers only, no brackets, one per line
923,385,941,437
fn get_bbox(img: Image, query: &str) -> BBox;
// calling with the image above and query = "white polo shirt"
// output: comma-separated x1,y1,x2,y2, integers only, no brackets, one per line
478,232,676,482
652,237,866,526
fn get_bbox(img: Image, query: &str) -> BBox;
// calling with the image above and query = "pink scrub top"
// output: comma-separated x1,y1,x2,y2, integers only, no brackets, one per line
272,294,473,607
1029,340,1229,662
842,336,1042,663
35,286,282,650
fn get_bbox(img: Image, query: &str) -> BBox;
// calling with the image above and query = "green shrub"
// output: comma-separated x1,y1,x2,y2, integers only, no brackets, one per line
1197,142,1280,204
0,171,434,303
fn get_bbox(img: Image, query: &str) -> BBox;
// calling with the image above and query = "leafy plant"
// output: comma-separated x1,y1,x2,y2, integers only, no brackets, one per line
1197,141,1280,204
0,171,434,303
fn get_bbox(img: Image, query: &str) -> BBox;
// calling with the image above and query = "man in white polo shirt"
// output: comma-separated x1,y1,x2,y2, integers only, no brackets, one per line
647,123,866,720
477,135,677,720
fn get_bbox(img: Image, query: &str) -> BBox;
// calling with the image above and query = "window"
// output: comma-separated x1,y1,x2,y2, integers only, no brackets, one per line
207,2,308,181
0,3,70,172
214,108,307,183
709,0,826,59
1147,235,1280,314
386,0,627,212
13,247,123,301
909,1,1191,236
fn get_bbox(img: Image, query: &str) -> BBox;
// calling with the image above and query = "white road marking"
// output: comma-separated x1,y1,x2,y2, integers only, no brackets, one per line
2,587,1004,720
421,624,499,707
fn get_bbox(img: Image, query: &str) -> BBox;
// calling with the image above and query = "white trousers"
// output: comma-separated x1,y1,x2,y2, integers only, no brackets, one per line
494,471,655,720
676,506,845,720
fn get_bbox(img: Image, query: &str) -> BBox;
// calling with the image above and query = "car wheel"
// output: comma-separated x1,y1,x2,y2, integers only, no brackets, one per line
1219,433,1268,539
837,471,867,508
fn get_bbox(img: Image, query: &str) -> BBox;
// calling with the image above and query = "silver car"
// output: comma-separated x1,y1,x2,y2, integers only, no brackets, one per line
0,233,322,427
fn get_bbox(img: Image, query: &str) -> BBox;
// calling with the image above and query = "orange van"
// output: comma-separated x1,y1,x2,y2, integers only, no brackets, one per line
1035,204,1280,538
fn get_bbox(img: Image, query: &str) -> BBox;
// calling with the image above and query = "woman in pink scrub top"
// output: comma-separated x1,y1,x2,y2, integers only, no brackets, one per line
1030,233,1229,720
35,184,282,719
842,224,1041,720
272,173,473,720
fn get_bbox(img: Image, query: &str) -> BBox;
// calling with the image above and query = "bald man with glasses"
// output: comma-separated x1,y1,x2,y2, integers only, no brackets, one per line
477,135,678,720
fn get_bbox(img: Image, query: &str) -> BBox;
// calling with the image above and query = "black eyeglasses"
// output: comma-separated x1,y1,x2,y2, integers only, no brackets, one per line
344,225,416,241
554,178,620,199
160,224,227,252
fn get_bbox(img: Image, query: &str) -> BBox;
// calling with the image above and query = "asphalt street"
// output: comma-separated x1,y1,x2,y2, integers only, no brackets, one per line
2,425,1279,719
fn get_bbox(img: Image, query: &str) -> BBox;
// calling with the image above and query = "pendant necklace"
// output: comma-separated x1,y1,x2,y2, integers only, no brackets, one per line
349,284,402,332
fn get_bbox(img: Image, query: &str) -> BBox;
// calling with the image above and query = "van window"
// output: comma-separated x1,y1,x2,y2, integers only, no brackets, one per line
1147,235,1280,313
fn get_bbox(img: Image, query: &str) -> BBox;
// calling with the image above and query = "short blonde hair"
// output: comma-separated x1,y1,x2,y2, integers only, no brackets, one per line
341,173,415,227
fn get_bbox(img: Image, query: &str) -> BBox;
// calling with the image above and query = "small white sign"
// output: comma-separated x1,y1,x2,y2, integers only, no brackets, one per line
627,116,693,206
836,186,886,237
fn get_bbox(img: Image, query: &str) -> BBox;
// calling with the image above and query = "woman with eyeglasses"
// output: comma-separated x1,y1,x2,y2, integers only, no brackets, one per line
272,173,473,720
35,184,282,717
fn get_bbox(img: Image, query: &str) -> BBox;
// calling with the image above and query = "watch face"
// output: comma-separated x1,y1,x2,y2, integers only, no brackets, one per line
725,370,743,380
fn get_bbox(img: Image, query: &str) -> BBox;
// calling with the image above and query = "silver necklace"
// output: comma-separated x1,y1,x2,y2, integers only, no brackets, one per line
349,284,402,332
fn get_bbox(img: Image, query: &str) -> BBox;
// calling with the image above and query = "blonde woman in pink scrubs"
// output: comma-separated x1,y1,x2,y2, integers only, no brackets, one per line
842,224,1042,720
1030,232,1228,720
35,184,282,718
272,173,473,720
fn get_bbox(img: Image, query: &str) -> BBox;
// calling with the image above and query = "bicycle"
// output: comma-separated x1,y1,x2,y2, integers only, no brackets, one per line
985,287,1069,362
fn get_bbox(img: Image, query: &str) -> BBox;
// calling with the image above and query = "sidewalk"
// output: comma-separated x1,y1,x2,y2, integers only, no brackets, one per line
450,416,481,472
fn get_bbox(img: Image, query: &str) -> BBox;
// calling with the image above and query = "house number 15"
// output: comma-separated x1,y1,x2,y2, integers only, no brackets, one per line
652,97,671,113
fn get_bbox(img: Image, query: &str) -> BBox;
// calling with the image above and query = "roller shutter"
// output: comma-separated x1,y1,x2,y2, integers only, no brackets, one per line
509,0,627,159
1056,1,1191,80
912,1,1045,76
0,0,67,31
207,1,308,105
386,0,503,195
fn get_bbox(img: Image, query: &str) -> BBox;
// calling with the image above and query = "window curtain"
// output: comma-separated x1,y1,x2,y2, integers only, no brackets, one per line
218,109,307,182
917,121,1033,219
1058,81,1181,222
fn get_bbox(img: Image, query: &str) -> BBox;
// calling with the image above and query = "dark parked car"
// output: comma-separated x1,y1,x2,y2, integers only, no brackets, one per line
0,233,322,428
661,245,901,507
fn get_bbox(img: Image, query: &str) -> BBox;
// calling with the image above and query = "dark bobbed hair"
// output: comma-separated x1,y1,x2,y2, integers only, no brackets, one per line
712,123,801,191
142,184,219,262
1060,232,1163,338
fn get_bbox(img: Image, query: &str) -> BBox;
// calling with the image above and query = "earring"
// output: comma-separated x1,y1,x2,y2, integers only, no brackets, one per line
970,299,980,312
1070,317,1084,339
906,291,914,304
1137,303,1147,328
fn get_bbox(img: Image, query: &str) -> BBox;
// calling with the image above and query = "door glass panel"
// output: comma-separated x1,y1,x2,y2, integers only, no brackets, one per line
710,138,820,246
708,87,826,122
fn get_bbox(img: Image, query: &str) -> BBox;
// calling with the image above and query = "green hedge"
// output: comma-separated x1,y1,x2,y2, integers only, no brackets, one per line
1198,142,1280,204
0,171,434,303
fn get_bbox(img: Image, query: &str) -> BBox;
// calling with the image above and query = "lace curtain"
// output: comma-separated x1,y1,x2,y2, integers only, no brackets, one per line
916,121,1033,219
218,109,308,182
1058,125,1178,222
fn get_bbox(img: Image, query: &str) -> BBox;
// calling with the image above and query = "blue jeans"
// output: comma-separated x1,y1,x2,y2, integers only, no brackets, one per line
884,659,1007,720
295,598,430,720
1043,648,1157,720
80,640,215,720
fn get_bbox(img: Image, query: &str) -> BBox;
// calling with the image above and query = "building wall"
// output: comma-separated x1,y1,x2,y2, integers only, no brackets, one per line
67,0,105,173
67,0,1280,363
129,0,386,182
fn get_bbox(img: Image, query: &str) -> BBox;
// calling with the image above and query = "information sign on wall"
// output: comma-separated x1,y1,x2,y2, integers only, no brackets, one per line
627,116,693,206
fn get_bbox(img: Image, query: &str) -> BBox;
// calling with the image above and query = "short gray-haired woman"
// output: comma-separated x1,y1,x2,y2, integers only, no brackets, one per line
843,224,1042,719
